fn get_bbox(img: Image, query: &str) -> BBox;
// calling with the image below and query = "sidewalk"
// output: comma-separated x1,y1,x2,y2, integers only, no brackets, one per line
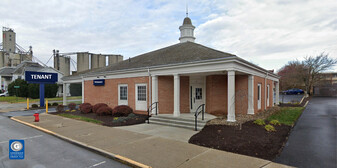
12,114,292,168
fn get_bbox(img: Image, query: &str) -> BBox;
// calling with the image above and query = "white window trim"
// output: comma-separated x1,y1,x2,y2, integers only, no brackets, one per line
118,84,128,105
135,83,147,111
258,83,262,110
267,84,270,107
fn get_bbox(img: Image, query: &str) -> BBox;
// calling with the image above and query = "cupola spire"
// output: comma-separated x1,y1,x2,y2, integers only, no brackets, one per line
179,8,195,43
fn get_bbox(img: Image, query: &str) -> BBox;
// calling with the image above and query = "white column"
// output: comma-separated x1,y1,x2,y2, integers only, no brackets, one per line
227,71,236,122
0,75,2,90
152,75,158,114
247,75,254,114
275,81,280,105
173,74,180,117
82,78,85,103
63,83,67,105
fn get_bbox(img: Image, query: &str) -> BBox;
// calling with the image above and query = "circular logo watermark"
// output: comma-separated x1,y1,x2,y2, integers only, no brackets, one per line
10,141,23,152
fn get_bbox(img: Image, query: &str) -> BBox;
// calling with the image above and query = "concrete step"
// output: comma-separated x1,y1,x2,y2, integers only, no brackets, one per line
149,116,207,130
149,117,205,127
149,120,204,130
150,115,208,124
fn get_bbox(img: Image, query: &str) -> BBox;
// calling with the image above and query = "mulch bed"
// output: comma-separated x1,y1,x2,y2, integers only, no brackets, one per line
189,121,291,160
50,110,148,127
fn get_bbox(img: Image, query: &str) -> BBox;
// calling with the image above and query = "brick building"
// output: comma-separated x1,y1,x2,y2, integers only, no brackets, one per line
62,16,280,122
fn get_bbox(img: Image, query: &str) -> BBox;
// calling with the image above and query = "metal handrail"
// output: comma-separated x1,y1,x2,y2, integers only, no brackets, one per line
194,104,205,131
147,102,158,124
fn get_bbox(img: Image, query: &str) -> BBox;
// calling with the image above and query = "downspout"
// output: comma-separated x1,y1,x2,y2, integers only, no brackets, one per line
265,72,268,110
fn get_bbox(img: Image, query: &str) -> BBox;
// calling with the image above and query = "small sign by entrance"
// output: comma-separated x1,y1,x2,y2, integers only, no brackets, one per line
14,86,20,89
25,71,58,107
93,79,105,86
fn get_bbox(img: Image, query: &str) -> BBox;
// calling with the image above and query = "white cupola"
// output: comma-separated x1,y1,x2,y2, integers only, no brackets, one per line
179,16,195,43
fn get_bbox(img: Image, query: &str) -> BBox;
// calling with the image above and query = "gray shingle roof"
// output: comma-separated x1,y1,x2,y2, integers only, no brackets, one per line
12,61,44,75
63,42,236,80
0,67,16,76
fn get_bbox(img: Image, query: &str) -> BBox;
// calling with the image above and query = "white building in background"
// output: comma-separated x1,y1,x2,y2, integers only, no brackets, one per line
0,61,70,96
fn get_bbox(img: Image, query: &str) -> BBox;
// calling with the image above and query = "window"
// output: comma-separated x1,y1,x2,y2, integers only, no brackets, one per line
120,86,127,100
257,84,261,100
195,88,202,99
137,85,146,101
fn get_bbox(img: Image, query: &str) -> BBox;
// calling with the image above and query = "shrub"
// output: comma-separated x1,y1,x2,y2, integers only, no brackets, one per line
112,117,127,123
52,102,58,106
265,124,276,132
66,110,70,112
68,103,77,110
8,79,28,97
112,105,133,117
56,105,65,113
79,103,93,114
96,106,113,116
93,103,108,113
31,104,38,108
127,113,137,118
71,110,76,112
253,119,265,126
269,120,281,126
48,103,51,107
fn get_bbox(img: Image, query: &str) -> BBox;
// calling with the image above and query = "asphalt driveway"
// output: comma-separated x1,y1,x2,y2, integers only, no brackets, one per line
274,97,337,168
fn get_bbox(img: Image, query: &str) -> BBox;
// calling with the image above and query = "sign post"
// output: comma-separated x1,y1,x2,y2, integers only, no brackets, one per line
14,86,20,102
25,71,58,107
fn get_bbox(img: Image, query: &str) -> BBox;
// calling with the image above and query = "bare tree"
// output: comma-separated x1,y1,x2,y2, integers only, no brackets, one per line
303,53,337,95
278,53,337,95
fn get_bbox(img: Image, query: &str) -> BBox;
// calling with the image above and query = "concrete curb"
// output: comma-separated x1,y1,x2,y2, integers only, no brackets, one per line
10,117,151,168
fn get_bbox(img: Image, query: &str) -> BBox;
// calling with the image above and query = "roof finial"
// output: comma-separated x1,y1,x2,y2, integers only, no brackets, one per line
186,3,188,17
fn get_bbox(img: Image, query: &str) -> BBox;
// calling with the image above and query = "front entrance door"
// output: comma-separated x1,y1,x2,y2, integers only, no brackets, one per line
190,76,205,112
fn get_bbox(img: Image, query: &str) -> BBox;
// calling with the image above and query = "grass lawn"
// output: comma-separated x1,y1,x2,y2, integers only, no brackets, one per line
57,113,103,124
267,107,305,126
0,96,82,103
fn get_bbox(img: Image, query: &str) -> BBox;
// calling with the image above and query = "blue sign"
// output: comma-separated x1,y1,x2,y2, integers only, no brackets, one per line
93,79,105,86
9,140,25,160
25,71,58,84
24,71,58,107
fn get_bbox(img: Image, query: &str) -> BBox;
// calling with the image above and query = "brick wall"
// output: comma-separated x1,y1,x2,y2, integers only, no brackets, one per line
157,76,190,114
254,76,274,112
235,75,248,115
158,76,173,114
180,76,190,113
206,75,228,115
206,75,248,115
84,76,149,111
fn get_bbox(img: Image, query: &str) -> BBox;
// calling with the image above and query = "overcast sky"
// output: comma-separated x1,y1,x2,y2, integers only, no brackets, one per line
1,0,337,72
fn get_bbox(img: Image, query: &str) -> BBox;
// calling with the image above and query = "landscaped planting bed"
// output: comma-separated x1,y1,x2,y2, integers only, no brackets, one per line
50,103,148,127
51,110,148,127
189,107,305,160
